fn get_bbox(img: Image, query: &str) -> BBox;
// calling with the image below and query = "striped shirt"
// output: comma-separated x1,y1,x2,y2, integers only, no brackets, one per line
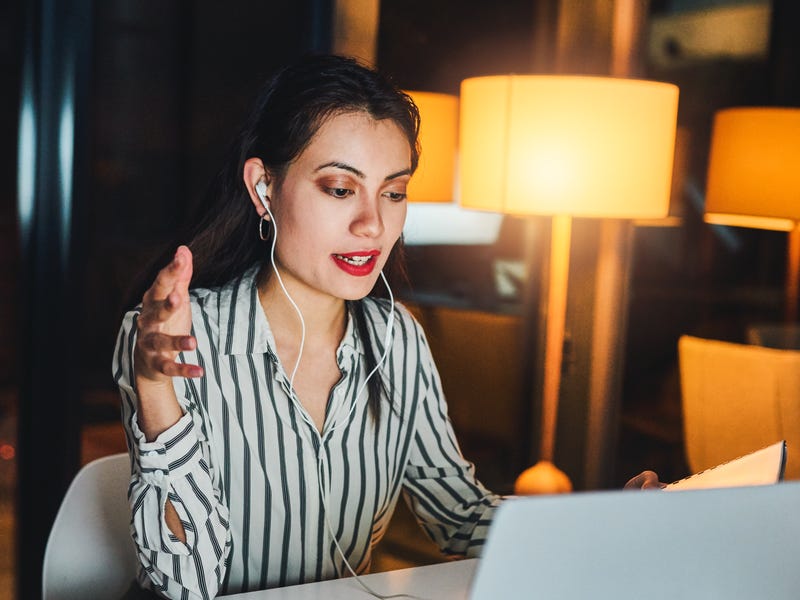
113,266,503,599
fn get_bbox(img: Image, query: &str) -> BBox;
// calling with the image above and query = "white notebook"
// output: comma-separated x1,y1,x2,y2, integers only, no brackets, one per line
665,440,786,491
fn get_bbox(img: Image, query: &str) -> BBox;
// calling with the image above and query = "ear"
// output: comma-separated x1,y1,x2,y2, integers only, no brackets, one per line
243,157,272,217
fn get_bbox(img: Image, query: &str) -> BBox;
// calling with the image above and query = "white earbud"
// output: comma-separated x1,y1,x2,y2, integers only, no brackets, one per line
255,181,269,211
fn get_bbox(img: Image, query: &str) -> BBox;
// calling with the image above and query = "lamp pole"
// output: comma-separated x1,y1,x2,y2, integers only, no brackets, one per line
540,215,572,463
787,223,800,323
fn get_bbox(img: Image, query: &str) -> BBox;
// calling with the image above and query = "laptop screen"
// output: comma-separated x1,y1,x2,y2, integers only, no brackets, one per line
470,482,800,599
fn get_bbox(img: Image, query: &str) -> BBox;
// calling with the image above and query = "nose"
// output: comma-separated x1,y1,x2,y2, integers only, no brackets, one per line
350,197,384,238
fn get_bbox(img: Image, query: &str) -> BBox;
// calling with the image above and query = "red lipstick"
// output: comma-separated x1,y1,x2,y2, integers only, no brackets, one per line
332,250,380,276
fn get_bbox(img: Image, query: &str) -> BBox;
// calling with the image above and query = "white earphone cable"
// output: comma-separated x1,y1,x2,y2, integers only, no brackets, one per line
265,203,314,432
326,270,395,436
264,204,423,599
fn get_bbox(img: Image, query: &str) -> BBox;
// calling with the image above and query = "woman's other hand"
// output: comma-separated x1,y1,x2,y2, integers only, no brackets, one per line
624,470,666,490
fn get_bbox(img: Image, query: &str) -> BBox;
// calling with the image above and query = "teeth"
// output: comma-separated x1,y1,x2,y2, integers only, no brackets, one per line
336,254,372,266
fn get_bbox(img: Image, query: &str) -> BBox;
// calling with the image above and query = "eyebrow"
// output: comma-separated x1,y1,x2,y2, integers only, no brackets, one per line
315,161,412,182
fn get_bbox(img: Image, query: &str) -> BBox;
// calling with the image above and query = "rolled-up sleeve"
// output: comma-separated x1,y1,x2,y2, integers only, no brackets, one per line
113,309,231,600
400,321,504,558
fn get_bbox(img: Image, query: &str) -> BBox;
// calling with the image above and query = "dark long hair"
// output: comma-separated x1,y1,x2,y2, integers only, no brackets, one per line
132,54,420,421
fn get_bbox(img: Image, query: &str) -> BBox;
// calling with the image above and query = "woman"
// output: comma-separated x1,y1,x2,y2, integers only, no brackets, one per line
114,54,660,600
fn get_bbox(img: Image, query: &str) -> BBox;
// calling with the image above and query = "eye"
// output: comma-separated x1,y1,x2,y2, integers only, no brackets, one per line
324,186,354,199
383,191,407,202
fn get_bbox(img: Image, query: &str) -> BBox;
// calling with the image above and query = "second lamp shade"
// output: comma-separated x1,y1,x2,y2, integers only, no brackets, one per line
705,107,800,231
406,90,459,203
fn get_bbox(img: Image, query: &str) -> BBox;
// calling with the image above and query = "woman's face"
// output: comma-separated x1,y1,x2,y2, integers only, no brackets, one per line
269,111,411,304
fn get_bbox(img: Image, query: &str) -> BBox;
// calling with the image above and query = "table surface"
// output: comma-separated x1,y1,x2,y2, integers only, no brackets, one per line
223,559,479,599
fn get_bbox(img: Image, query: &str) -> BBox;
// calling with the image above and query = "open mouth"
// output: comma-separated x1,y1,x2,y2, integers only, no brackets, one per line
333,253,374,266
332,250,380,276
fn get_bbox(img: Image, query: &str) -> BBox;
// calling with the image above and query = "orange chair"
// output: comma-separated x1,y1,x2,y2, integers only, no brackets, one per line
678,335,800,479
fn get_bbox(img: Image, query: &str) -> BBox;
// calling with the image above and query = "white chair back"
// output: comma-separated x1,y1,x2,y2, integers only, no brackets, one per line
42,452,137,600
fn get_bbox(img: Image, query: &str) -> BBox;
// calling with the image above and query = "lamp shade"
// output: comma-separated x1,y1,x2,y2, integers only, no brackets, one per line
458,75,679,218
406,91,458,203
705,107,800,231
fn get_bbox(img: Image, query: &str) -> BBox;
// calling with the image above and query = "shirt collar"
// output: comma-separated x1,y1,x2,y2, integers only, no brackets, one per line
217,265,364,359
338,302,361,360
217,265,272,357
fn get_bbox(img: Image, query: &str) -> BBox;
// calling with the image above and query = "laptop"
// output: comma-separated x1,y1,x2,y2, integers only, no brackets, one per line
469,481,800,599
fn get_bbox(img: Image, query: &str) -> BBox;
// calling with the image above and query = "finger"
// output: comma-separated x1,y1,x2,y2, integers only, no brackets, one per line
139,331,197,354
624,470,660,490
157,358,204,379
623,474,643,490
637,471,665,490
138,290,188,330
149,291,188,323
144,246,193,303
134,344,204,381
639,470,664,489
143,262,177,304
643,479,668,490
173,245,194,295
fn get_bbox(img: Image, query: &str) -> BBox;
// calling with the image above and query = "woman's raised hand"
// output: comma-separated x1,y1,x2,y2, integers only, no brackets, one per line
134,245,204,384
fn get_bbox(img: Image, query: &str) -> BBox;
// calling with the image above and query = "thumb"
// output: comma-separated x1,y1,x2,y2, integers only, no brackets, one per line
173,245,194,293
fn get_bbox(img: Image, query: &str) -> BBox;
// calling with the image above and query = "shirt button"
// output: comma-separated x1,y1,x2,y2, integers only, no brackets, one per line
154,470,164,477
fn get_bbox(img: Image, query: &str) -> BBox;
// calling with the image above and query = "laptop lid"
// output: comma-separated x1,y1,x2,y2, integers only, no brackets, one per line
470,482,800,600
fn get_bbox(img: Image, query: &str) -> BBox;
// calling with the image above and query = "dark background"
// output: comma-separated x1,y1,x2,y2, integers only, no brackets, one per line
2,0,798,598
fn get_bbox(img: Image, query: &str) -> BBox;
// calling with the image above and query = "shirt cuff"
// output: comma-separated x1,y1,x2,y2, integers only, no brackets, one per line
133,413,201,485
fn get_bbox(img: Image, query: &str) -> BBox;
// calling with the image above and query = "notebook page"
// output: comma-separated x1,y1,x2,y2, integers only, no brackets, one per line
665,440,786,491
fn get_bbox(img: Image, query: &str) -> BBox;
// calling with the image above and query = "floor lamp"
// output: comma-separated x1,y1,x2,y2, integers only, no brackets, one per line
704,107,800,324
458,75,679,493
